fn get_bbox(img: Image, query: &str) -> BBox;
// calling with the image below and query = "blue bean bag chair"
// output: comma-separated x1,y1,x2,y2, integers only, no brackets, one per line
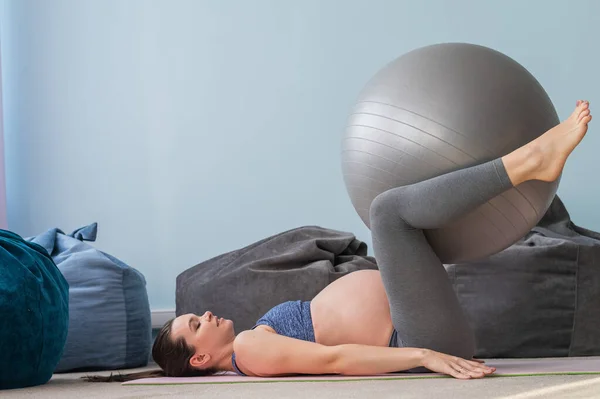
29,223,151,372
0,230,69,390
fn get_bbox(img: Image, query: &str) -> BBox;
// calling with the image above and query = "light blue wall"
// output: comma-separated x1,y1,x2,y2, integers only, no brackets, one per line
1,0,599,310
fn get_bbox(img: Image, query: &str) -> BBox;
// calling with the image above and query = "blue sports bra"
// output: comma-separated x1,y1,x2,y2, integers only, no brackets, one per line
254,300,316,342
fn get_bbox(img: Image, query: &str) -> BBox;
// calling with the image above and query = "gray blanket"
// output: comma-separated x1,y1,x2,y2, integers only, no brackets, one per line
447,195,600,357
176,226,378,332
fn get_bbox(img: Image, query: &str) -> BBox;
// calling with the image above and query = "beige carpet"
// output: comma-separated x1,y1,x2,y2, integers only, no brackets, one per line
3,364,600,399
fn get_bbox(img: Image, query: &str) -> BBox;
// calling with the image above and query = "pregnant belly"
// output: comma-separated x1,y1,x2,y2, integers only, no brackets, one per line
311,270,394,347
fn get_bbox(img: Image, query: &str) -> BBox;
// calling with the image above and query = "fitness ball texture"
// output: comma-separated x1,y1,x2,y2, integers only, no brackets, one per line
342,43,559,263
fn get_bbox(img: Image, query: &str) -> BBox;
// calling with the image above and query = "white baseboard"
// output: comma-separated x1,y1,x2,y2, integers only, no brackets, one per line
151,309,176,329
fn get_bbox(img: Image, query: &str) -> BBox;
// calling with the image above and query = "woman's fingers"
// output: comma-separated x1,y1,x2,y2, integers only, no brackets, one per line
471,358,485,363
447,363,472,380
459,359,496,374
426,352,495,380
450,362,485,378
458,359,495,375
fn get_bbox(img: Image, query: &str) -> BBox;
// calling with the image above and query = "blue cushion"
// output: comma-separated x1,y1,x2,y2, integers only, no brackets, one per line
0,229,69,389
29,223,151,372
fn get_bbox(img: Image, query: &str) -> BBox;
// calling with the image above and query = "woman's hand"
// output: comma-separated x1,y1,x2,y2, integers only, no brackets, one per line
420,349,496,379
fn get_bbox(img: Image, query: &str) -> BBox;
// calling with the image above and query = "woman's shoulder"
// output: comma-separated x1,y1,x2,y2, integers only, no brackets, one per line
231,327,278,376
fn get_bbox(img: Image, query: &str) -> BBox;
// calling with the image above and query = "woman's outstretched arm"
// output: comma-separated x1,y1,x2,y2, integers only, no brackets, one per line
233,329,495,379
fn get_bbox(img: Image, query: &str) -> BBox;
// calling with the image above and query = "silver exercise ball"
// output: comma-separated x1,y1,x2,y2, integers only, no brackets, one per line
342,43,559,263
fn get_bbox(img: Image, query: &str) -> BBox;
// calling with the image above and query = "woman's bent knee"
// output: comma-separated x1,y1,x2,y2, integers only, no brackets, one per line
370,188,413,231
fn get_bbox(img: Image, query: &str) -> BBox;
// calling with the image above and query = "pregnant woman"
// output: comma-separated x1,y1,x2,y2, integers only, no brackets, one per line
103,100,591,381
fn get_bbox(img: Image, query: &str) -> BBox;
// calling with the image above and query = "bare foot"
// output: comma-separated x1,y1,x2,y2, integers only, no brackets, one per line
527,100,592,182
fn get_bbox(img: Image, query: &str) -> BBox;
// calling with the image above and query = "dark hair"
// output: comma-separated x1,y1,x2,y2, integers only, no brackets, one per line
84,318,217,382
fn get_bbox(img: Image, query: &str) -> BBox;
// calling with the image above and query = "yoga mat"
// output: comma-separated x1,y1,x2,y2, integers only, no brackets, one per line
122,357,600,385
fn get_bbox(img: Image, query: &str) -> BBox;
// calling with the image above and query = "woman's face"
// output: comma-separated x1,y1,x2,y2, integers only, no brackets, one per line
171,311,236,368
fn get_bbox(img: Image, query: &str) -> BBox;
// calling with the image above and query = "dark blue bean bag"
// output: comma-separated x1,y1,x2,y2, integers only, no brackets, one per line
0,229,69,390
29,223,151,372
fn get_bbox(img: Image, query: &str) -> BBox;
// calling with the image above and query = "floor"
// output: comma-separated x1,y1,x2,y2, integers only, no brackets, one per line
3,365,600,399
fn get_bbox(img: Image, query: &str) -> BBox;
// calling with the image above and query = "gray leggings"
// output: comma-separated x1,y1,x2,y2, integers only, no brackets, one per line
370,158,514,359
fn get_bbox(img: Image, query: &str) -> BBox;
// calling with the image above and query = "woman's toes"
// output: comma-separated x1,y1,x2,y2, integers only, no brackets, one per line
578,109,591,122
575,101,587,111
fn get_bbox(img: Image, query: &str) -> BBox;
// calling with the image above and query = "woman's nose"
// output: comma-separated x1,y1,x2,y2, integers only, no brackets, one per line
203,311,213,320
